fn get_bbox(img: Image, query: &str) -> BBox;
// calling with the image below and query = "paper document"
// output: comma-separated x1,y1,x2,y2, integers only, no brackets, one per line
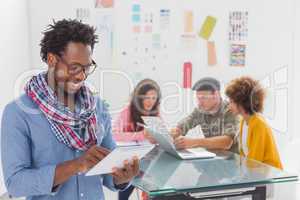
116,141,151,147
86,145,155,176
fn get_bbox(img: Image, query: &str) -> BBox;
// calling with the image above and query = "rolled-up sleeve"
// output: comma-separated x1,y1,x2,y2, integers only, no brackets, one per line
177,108,200,136
1,103,58,197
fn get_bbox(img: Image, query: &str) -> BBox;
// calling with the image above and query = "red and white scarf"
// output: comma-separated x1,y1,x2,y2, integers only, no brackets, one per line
25,72,98,151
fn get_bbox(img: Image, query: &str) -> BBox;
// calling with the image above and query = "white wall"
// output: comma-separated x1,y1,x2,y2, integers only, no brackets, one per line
28,0,97,69
112,0,294,128
0,0,31,195
27,1,297,130
293,0,300,140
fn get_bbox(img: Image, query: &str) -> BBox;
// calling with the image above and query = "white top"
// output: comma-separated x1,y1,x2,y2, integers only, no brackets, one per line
242,123,249,156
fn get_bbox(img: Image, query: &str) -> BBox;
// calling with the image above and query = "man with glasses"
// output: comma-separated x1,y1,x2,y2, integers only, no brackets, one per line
171,77,240,153
1,19,139,200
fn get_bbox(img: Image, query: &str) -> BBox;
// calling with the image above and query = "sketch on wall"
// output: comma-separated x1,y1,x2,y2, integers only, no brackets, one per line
229,11,248,67
229,44,246,67
229,11,248,42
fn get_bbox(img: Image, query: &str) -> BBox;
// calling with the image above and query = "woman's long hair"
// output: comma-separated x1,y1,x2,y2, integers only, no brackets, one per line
129,79,161,131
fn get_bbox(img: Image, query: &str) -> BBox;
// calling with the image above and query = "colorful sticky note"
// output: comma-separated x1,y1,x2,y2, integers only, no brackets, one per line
132,26,141,33
183,62,192,88
207,41,217,66
95,0,114,8
132,4,141,12
132,14,141,23
144,25,152,33
199,16,217,40
184,11,194,33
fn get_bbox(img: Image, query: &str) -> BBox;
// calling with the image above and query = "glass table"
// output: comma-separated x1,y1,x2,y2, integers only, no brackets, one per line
133,147,298,200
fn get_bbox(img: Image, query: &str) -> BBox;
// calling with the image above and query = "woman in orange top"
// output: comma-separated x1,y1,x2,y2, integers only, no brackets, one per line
225,76,282,169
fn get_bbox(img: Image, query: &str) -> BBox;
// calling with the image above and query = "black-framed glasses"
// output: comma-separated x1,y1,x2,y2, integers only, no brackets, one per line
56,55,98,77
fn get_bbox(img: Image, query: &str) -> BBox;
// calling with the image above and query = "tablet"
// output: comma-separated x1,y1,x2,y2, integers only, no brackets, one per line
86,145,155,176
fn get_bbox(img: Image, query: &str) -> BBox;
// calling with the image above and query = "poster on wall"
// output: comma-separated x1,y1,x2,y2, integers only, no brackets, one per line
230,44,246,67
229,11,248,42
229,11,248,67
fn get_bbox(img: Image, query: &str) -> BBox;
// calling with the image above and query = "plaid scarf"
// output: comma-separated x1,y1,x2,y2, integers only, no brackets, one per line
25,72,98,151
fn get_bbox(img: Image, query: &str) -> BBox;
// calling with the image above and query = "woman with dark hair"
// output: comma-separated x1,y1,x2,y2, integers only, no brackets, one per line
113,79,161,200
225,76,282,169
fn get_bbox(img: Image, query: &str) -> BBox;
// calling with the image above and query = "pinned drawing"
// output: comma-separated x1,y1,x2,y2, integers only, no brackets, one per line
160,9,170,31
229,11,248,42
184,10,194,33
207,41,217,66
230,44,246,67
181,10,197,51
95,0,114,8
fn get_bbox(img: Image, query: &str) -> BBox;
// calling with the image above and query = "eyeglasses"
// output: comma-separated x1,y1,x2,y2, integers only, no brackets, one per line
197,94,215,100
56,55,97,77
139,95,158,101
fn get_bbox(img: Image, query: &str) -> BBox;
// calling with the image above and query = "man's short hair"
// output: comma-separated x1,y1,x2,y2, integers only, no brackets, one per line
40,19,98,62
192,77,221,92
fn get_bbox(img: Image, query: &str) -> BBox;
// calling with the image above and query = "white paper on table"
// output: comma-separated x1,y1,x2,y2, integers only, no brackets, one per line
86,145,155,176
116,141,151,147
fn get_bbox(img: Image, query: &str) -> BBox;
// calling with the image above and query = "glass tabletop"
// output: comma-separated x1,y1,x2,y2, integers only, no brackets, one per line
133,147,298,196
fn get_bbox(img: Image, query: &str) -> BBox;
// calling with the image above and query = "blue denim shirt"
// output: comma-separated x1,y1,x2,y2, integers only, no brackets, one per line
1,94,120,200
